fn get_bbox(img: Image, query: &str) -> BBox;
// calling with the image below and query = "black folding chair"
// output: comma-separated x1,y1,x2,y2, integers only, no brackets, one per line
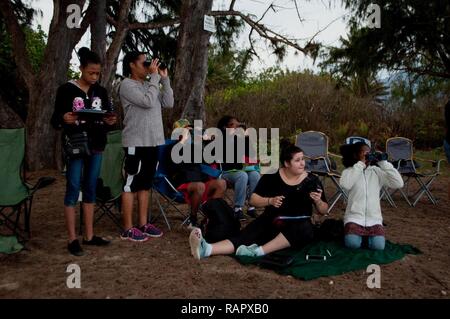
386,137,444,206
296,131,347,213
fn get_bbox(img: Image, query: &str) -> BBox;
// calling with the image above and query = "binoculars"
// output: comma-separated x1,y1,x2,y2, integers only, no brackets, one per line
365,151,388,164
143,60,167,70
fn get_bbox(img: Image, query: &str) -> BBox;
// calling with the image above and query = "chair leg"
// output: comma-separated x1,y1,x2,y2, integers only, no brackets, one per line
380,187,396,207
152,194,171,231
0,205,27,242
94,201,123,231
411,176,437,206
327,192,342,213
325,176,348,213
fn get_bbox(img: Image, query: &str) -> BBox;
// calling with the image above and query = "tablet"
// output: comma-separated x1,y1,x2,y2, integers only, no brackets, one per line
74,109,107,114
74,109,109,120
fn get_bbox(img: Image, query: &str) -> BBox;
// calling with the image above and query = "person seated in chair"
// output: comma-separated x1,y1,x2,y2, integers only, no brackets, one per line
188,140,328,260
339,142,404,250
217,115,261,220
169,119,227,228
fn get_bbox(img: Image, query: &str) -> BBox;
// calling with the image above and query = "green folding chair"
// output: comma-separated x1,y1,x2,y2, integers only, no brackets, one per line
0,128,55,241
79,130,124,233
95,130,124,229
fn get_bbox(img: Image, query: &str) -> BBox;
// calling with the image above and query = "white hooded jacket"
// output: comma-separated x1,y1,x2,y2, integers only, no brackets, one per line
340,161,404,227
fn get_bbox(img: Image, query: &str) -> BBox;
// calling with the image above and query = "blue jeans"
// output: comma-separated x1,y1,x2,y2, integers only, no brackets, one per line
344,234,385,250
222,170,261,208
64,153,103,207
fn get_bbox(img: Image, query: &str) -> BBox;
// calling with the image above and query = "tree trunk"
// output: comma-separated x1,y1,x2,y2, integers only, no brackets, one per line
91,0,107,65
101,0,133,93
23,0,94,171
0,95,24,128
173,0,213,124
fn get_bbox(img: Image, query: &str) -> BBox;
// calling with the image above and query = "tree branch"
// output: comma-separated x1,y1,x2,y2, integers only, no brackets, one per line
230,0,236,11
74,1,96,41
209,9,309,55
292,0,305,23
129,19,180,30
106,14,117,27
247,3,274,60
0,0,36,89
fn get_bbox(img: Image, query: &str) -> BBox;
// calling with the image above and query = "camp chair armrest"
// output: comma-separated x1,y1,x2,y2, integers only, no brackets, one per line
328,152,342,159
305,155,328,161
162,176,180,193
27,176,56,194
434,159,444,172
414,158,444,171
414,156,436,163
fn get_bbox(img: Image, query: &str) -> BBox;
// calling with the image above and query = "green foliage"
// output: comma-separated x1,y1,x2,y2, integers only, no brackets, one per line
24,25,46,73
206,71,447,150
356,120,369,137
0,20,46,120
206,44,252,93
325,0,450,81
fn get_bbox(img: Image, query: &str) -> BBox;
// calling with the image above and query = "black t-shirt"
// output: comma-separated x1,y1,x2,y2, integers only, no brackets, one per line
253,171,326,217
445,100,450,143
51,81,112,151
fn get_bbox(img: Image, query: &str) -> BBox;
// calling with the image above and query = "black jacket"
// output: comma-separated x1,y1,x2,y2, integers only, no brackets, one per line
51,81,112,151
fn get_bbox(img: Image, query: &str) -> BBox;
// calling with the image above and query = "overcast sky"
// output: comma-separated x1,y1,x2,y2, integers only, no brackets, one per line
30,0,349,74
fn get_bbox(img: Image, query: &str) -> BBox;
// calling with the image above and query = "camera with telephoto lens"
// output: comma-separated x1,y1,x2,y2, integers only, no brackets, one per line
365,151,388,165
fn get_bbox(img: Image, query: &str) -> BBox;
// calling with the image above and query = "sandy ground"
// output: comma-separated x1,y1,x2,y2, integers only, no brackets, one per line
0,169,449,299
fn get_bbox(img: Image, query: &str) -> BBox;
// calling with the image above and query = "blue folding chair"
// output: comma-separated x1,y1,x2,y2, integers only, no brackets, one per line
149,139,224,229
386,137,443,206
149,140,186,230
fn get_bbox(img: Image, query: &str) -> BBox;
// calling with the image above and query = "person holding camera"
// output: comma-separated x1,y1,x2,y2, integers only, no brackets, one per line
189,140,328,260
51,47,117,256
217,115,261,220
339,142,404,250
118,52,173,242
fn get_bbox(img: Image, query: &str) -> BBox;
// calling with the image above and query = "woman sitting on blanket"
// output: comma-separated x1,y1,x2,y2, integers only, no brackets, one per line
339,142,404,251
189,140,329,260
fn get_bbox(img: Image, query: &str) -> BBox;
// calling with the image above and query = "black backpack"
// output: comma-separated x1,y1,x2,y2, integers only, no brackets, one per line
201,198,241,243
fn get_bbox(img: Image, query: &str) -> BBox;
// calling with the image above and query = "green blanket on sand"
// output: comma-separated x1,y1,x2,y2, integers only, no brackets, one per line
0,236,23,254
235,240,421,281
